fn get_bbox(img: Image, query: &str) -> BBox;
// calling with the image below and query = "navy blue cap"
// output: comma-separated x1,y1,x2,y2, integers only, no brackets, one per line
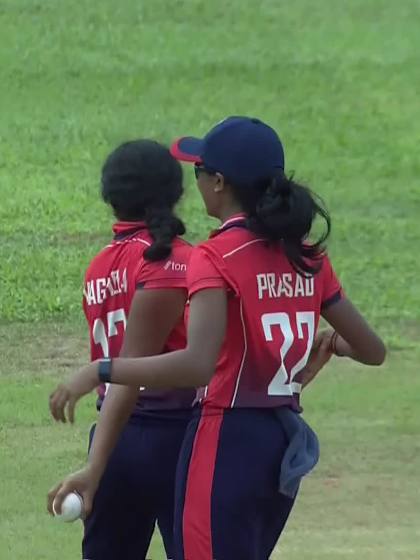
170,116,285,185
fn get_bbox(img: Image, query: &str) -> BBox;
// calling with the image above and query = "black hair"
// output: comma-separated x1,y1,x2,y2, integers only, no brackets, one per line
229,172,331,275
101,139,185,261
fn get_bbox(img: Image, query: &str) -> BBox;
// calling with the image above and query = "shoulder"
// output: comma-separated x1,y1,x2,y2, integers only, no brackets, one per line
141,237,191,274
136,238,192,288
314,251,343,304
170,236,194,259
85,235,151,280
198,229,263,261
85,247,113,280
318,252,336,276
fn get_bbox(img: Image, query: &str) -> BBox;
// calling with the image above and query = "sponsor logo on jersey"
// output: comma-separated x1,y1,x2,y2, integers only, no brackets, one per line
164,260,187,272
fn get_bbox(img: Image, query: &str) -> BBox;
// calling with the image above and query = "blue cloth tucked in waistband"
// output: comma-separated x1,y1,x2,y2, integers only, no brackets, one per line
274,407,320,499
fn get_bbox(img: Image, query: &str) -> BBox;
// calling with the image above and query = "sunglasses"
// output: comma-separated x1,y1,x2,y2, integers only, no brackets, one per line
194,164,217,179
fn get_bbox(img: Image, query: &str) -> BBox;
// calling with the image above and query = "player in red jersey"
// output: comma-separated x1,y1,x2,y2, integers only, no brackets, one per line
49,118,385,560
49,140,194,560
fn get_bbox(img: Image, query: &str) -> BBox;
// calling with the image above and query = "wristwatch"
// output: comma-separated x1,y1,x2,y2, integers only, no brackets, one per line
98,358,112,384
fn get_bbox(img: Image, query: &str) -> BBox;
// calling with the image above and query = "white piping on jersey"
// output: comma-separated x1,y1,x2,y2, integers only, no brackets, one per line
220,214,246,229
222,238,265,259
105,237,151,248
291,382,302,394
230,299,248,407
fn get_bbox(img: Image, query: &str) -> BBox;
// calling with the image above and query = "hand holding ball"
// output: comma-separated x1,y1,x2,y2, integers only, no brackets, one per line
53,492,83,522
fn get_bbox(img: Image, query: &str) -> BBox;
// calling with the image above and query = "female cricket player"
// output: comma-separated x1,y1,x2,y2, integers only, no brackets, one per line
50,139,194,560
49,117,385,560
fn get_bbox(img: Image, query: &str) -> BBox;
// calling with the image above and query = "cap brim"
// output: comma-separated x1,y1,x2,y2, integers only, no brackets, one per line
170,137,204,163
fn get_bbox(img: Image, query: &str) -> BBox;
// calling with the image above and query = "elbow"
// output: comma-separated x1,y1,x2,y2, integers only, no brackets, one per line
194,365,214,387
366,340,387,366
185,351,215,387
182,343,219,388
375,343,387,366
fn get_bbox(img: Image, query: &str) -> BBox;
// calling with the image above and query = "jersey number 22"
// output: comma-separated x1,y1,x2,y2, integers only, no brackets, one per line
262,311,315,396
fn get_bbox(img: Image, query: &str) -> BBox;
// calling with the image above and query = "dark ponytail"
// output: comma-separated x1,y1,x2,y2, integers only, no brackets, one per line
101,139,186,262
231,173,330,275
143,206,185,261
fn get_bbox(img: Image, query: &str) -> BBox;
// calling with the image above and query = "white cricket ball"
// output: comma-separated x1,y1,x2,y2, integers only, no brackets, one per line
53,492,83,522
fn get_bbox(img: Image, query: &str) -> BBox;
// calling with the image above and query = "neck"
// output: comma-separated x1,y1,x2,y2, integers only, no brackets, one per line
116,215,145,223
218,204,245,225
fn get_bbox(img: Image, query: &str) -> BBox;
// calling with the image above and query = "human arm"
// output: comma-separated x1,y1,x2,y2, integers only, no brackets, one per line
47,287,186,516
300,329,334,388
318,254,385,366
50,288,228,400
322,297,386,365
87,287,186,473
293,289,386,389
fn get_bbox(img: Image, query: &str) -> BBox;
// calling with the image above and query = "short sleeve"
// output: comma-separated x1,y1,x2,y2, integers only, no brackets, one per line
321,255,344,310
187,246,227,298
135,243,191,290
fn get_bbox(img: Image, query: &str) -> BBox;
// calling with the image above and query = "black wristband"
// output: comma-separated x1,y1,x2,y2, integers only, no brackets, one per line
98,358,112,384
330,331,338,355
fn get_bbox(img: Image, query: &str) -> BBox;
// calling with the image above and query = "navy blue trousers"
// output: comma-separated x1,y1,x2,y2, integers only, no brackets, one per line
174,408,296,560
83,412,190,560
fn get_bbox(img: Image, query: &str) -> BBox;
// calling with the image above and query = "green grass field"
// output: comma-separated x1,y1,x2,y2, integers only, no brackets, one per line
0,1,419,558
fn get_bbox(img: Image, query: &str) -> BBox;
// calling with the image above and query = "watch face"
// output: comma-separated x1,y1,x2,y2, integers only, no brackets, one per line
99,359,112,383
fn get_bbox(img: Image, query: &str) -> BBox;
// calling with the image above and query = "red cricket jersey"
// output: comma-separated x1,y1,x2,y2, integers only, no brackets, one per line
187,215,342,411
83,221,195,413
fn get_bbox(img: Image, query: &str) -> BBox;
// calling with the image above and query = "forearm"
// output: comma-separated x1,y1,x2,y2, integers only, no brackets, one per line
323,299,386,366
87,385,138,479
333,333,385,365
109,349,210,389
87,351,208,478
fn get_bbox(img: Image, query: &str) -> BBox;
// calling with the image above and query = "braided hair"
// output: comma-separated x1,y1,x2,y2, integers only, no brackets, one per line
101,139,185,261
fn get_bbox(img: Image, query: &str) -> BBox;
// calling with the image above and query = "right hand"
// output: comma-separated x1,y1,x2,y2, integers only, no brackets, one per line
301,329,334,388
49,363,100,424
47,466,101,519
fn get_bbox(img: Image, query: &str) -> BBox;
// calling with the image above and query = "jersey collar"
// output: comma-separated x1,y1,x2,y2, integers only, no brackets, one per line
112,221,147,240
210,213,247,238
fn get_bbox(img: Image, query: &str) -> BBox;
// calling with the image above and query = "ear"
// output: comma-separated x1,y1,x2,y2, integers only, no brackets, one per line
214,172,226,193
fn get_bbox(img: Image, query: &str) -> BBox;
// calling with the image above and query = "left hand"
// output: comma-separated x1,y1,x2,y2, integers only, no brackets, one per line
301,329,334,389
49,362,99,423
